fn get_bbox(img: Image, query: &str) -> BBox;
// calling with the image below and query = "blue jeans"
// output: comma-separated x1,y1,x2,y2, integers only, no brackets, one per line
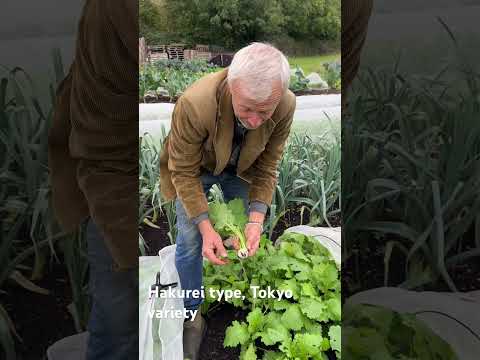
86,219,138,360
175,171,249,311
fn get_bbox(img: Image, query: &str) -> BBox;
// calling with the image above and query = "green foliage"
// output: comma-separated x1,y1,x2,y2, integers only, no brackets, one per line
163,0,284,49
289,67,310,92
280,0,340,41
323,61,341,90
0,51,90,358
139,59,220,100
142,126,341,250
158,0,340,50
344,56,480,291
140,58,341,100
138,130,177,247
209,199,249,257
139,134,162,228
343,304,459,359
272,131,341,232
203,230,341,359
140,0,168,43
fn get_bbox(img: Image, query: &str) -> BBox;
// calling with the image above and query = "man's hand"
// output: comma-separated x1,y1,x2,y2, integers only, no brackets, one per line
245,211,265,257
245,223,262,256
198,219,228,265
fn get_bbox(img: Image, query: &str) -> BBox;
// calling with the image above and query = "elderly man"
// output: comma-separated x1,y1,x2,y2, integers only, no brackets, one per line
159,42,295,358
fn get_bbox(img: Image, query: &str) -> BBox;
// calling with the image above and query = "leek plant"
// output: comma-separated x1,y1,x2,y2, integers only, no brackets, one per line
343,55,480,291
0,50,90,359
141,123,342,251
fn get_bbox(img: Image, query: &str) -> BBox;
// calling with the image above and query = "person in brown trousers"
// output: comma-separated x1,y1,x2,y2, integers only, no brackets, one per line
48,1,139,359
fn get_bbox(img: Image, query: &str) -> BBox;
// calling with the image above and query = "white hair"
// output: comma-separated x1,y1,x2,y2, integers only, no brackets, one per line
227,42,290,102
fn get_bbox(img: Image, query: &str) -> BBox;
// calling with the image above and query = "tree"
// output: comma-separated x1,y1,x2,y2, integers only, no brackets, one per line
139,0,168,43
148,0,340,49
280,0,340,40
164,0,284,49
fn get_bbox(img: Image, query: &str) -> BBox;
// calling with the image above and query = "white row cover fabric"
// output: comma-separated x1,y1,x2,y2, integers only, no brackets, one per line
139,246,184,360
347,287,480,360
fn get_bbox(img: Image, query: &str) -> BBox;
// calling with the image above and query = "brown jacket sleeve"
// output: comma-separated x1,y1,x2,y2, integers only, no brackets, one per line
49,0,139,270
168,97,210,219
105,0,139,63
48,63,90,231
246,95,296,207
342,0,373,91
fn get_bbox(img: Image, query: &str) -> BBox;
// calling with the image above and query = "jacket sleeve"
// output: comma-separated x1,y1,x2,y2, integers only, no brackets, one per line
247,96,296,207
342,0,373,91
48,63,91,231
70,0,139,270
104,0,138,64
168,97,210,220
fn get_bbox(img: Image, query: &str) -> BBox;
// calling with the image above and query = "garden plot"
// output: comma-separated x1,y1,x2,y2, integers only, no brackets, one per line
139,109,341,358
139,58,340,104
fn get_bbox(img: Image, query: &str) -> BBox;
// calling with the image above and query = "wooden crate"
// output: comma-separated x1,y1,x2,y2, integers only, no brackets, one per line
167,44,185,60
148,45,167,63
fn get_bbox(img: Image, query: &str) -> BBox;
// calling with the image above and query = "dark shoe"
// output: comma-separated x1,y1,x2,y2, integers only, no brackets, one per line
183,313,207,360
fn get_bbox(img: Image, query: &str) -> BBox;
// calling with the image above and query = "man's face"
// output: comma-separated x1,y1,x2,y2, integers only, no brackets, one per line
230,80,282,129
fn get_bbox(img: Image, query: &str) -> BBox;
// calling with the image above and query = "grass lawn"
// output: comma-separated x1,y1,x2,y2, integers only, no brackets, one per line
289,53,340,75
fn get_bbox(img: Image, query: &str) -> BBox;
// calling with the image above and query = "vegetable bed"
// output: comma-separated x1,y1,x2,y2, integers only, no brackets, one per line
202,200,341,359
148,198,341,360
203,199,340,359
139,59,340,103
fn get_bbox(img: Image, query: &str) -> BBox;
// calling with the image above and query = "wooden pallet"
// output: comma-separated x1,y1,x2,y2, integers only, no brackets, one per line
166,44,185,60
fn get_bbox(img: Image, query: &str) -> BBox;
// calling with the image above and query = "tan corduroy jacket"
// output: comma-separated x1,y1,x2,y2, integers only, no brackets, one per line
159,68,296,220
48,0,139,270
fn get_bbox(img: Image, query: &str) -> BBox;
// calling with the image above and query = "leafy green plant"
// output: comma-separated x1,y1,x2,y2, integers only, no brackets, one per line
139,133,162,229
343,303,459,359
289,67,310,93
139,59,220,100
209,199,249,258
203,200,341,359
0,50,91,358
138,129,178,247
343,50,480,291
273,131,341,231
152,58,217,73
0,212,65,360
323,61,341,90
139,124,341,251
